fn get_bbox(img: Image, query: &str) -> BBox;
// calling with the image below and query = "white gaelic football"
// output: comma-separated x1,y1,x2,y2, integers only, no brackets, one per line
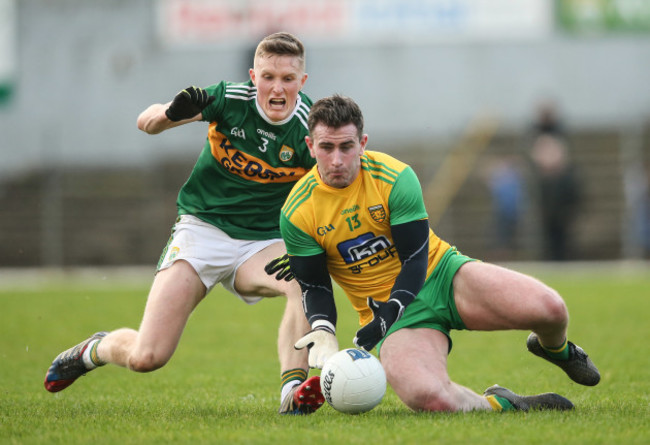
320,348,386,414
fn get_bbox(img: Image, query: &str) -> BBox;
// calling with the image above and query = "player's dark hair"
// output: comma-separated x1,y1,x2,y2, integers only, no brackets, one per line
255,32,305,71
308,94,364,139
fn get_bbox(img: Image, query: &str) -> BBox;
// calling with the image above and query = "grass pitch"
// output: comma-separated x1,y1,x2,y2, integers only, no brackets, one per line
0,263,648,444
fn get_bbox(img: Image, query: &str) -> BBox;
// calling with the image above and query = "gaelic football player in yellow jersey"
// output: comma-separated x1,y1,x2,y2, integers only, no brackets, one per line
270,95,600,413
44,32,325,415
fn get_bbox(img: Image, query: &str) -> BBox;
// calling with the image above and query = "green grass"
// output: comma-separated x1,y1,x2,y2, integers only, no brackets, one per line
1,265,649,444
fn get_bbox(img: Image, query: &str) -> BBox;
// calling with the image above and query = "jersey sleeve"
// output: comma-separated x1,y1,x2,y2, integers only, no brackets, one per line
388,166,428,225
280,213,325,256
201,81,227,121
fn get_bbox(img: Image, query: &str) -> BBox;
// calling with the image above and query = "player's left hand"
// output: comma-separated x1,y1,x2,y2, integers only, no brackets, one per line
264,254,294,281
353,298,404,351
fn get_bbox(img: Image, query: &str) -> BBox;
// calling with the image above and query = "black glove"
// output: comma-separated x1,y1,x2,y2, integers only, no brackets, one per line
264,254,294,281
165,86,215,122
353,298,405,351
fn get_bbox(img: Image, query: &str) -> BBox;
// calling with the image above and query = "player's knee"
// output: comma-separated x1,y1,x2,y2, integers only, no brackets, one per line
127,350,169,373
390,375,456,412
539,288,568,326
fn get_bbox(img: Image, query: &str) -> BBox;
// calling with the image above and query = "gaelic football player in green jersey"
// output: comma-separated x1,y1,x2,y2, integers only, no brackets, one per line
44,32,323,415
270,95,600,413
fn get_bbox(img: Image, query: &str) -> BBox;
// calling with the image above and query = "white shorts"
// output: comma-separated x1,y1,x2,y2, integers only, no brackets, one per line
157,215,281,304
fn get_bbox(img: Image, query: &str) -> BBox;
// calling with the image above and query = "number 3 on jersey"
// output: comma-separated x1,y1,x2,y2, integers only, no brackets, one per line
258,137,269,153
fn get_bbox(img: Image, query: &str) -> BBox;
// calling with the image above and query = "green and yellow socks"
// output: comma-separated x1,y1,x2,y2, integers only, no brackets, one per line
280,368,308,402
81,339,105,370
539,338,570,361
486,395,515,412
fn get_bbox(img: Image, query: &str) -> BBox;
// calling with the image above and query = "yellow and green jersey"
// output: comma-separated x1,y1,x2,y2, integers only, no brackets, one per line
177,80,316,240
281,150,451,325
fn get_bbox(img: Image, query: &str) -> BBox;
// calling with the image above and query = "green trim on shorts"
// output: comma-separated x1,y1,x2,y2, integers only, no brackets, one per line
377,246,476,354
156,216,181,271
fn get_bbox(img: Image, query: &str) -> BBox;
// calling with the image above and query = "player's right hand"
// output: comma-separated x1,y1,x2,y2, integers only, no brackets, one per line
294,327,339,369
165,86,215,122
264,254,294,281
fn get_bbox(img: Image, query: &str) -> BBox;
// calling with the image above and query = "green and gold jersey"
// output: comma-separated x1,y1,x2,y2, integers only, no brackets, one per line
176,80,316,240
281,150,451,325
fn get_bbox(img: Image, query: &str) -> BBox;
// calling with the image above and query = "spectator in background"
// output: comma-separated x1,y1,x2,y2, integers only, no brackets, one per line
625,159,650,259
527,100,581,261
642,161,650,258
486,155,525,260
529,133,580,261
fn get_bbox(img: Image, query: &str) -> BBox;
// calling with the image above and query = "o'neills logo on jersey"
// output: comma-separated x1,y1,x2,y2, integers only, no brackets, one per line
368,204,386,223
257,128,277,141
209,125,309,183
279,145,294,162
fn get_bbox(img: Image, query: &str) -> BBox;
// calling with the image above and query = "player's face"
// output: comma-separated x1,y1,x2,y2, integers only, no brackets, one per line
306,123,368,189
250,55,307,122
